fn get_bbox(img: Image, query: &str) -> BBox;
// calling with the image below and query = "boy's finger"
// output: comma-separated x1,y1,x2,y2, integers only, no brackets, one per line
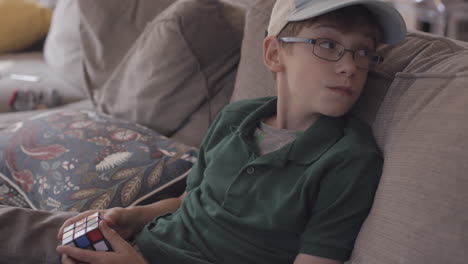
101,212,117,228
57,245,104,263
61,254,78,264
99,220,131,252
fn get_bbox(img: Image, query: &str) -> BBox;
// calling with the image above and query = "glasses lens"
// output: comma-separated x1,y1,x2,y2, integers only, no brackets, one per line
313,39,343,61
354,50,382,70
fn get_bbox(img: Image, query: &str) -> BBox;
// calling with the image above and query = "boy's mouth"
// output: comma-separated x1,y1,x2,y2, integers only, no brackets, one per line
328,86,353,96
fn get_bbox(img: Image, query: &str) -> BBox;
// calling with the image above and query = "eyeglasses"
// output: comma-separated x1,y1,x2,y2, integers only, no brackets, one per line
278,37,384,70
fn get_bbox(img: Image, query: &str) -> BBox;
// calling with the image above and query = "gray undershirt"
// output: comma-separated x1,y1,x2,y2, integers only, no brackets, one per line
254,121,304,156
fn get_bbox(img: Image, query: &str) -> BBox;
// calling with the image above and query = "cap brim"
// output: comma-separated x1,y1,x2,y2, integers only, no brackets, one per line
288,0,407,44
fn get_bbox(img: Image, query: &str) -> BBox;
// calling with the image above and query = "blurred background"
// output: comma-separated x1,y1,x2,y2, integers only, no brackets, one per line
388,0,468,41
1,0,468,56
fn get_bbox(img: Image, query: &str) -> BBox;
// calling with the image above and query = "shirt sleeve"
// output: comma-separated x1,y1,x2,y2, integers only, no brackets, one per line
299,150,383,261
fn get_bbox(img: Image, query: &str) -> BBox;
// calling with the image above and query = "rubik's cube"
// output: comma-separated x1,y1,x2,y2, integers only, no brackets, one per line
61,212,113,251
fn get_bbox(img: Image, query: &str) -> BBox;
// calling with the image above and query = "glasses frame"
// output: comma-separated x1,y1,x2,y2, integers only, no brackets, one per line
278,37,384,70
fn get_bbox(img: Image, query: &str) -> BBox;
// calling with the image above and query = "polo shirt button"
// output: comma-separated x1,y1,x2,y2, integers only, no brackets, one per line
246,167,255,175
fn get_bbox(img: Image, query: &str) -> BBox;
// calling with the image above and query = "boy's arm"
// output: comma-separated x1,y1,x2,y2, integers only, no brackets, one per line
125,191,187,232
294,254,343,264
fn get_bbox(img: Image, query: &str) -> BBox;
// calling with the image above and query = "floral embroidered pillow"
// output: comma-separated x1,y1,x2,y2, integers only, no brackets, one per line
0,110,197,212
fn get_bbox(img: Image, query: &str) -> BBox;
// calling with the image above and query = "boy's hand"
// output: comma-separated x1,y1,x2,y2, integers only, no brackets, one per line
57,207,143,242
57,221,148,264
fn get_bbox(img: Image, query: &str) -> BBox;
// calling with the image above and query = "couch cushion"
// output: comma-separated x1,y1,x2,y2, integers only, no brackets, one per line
93,0,244,140
167,0,246,147
169,71,238,147
351,30,468,125
230,0,276,103
78,0,174,95
348,32,468,264
0,0,52,53
0,110,197,212
43,0,85,95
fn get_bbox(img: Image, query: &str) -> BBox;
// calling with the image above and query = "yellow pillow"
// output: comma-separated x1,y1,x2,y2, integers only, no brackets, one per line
0,0,52,53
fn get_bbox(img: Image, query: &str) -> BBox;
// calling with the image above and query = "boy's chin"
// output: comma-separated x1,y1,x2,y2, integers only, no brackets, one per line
323,113,347,118
320,108,350,118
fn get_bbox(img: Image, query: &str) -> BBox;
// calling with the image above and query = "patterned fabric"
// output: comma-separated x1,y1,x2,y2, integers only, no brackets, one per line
0,175,31,208
0,110,197,212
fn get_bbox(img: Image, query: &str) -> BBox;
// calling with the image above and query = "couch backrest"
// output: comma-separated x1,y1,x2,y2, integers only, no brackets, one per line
232,1,468,263
77,0,174,95
349,31,468,264
230,0,276,102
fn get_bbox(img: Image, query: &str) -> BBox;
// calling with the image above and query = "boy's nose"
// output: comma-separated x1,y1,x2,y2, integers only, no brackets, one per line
335,51,357,76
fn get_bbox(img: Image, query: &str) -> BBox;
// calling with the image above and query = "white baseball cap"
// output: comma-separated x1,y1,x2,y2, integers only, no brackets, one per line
267,0,407,44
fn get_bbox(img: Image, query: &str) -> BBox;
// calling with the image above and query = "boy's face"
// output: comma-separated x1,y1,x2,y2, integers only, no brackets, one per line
268,21,375,118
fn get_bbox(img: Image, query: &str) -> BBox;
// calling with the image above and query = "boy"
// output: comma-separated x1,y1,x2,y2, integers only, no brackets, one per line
1,0,406,263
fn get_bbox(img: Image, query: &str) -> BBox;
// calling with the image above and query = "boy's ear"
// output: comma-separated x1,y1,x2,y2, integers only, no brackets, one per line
263,36,285,73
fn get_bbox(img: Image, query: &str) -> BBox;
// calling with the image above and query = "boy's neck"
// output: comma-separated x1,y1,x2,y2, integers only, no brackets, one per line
264,96,320,131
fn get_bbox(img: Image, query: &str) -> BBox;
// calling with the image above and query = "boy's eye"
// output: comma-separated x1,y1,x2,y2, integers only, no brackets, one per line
356,50,380,60
318,40,338,50
369,55,383,63
356,50,370,57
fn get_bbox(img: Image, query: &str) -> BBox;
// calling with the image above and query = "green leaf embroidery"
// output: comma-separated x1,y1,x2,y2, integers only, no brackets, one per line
120,173,143,207
112,167,144,181
148,161,165,188
89,189,115,210
69,188,101,200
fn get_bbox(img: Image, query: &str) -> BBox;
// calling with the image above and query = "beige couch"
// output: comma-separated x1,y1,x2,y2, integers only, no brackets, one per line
0,0,467,263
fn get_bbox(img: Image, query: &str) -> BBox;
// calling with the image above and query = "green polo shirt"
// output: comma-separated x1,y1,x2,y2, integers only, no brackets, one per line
136,97,383,264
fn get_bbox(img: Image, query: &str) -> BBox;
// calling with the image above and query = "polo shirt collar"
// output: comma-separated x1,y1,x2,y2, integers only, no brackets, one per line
236,97,346,166
236,97,278,139
288,115,345,165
